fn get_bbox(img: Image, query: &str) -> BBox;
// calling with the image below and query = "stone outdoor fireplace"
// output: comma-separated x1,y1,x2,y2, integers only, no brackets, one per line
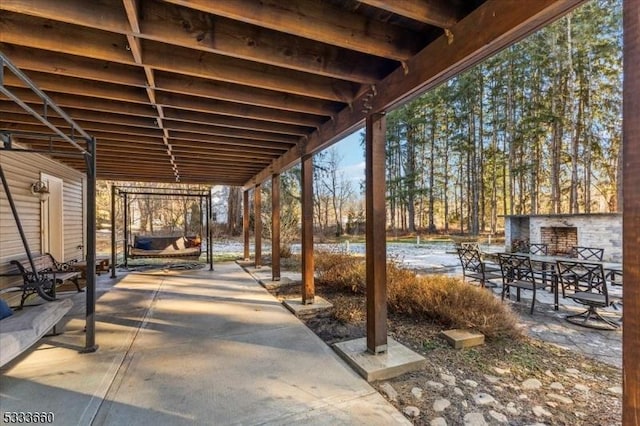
540,226,578,255
503,213,622,262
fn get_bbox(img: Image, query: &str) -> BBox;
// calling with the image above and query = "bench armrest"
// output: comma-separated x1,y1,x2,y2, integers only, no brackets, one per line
53,258,78,271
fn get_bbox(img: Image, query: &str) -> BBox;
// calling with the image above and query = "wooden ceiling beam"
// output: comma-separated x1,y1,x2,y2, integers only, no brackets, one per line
55,157,263,173
3,86,159,118
1,0,392,83
0,118,164,138
154,72,341,117
164,120,297,143
168,130,294,148
0,14,361,103
139,1,390,84
89,129,290,153
0,44,343,116
155,92,324,128
0,0,129,32
3,120,294,152
0,100,312,137
0,11,131,63
163,0,424,61
357,0,462,28
2,70,150,105
0,101,159,129
162,108,312,136
21,138,276,161
3,68,328,128
122,0,176,175
0,44,146,87
142,40,360,103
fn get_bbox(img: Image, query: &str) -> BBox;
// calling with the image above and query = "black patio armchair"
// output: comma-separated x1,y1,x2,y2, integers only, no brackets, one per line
498,253,549,314
555,259,618,329
456,247,501,288
569,246,604,261
528,243,548,255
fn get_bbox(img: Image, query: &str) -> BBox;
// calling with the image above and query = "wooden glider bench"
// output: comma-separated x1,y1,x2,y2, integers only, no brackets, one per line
10,254,83,308
129,235,202,259
0,298,73,367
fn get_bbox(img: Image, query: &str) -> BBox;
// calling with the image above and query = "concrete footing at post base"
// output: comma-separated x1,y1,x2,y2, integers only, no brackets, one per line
333,337,426,382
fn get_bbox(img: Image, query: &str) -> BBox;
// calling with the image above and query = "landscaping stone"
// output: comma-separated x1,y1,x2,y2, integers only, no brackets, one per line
549,382,564,390
453,387,464,397
547,393,573,405
506,402,520,415
494,367,510,375
522,378,542,390
411,387,423,400
607,386,623,395
489,410,508,423
440,329,485,349
433,398,451,412
426,380,445,390
403,406,420,417
565,368,580,375
544,370,556,378
430,417,447,426
472,392,496,405
440,373,456,386
463,412,488,426
574,384,589,392
484,374,500,384
463,379,478,388
532,405,553,418
380,382,398,401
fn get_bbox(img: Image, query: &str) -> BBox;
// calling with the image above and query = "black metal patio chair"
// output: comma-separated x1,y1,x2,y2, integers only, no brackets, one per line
528,243,548,255
498,253,549,314
555,259,618,329
456,247,501,288
570,246,604,261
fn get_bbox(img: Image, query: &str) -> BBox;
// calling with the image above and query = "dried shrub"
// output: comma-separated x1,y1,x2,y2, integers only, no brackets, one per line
386,260,521,340
313,252,522,340
280,244,292,258
314,251,365,293
332,295,365,323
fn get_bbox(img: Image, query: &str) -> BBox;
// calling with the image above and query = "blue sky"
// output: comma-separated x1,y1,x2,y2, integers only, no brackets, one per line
332,129,365,183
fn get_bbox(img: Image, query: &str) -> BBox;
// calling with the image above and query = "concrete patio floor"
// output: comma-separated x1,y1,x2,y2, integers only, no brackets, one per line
0,262,409,425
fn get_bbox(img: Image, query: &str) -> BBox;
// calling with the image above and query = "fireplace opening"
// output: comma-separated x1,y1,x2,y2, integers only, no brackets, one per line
540,227,578,255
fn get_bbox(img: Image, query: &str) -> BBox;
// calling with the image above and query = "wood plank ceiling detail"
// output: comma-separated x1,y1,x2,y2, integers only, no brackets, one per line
0,0,585,185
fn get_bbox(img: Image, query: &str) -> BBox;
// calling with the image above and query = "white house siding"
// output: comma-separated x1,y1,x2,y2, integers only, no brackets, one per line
0,150,85,292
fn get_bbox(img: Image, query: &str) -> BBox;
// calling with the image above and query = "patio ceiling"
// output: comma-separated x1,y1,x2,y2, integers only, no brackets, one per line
0,0,585,186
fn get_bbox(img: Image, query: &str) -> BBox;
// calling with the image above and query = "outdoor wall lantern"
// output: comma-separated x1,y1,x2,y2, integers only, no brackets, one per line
31,180,50,202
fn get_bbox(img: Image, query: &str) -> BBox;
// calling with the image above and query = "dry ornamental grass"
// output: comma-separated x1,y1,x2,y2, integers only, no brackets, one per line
314,251,521,340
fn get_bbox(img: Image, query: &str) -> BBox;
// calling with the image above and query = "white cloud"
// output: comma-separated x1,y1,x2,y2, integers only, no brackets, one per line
339,161,365,182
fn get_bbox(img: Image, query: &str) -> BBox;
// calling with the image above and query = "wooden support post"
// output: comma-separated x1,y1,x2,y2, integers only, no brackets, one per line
208,192,213,271
301,154,315,304
272,173,281,281
83,137,98,353
110,184,116,278
254,183,262,268
123,192,129,268
365,113,388,354
623,0,639,421
243,189,250,261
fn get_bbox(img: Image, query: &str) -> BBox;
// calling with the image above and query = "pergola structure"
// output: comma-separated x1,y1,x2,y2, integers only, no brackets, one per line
0,1,638,422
